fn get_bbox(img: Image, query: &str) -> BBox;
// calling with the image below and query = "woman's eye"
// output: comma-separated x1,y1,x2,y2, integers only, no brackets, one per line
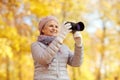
49,25,53,27
55,26,58,28
49,25,58,28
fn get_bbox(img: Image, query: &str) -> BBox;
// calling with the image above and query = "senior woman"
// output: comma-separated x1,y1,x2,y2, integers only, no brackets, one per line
31,16,84,80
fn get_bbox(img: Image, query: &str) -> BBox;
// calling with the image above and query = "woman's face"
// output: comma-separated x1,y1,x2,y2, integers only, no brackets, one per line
41,20,59,36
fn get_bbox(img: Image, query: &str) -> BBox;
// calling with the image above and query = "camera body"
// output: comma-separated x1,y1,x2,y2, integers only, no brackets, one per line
65,21,85,32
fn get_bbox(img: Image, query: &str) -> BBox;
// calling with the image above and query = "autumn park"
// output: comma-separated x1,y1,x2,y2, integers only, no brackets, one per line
0,0,120,80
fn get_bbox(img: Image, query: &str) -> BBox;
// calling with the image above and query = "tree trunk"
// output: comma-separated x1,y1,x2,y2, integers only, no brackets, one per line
96,21,106,80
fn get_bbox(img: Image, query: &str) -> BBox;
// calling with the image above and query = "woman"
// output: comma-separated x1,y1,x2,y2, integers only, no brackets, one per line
31,16,83,80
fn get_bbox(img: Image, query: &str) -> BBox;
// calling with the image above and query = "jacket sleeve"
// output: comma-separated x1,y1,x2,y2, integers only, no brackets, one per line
31,38,62,66
67,44,84,67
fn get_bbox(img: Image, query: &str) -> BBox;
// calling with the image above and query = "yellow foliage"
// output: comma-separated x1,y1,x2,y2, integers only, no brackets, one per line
0,38,13,59
64,33,74,50
28,1,52,17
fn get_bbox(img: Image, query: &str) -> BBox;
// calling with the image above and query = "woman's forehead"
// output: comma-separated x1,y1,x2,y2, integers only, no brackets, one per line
44,20,59,28
47,20,58,25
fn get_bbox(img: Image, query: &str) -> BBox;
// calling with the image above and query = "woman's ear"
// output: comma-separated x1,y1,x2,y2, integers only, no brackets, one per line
41,29,44,33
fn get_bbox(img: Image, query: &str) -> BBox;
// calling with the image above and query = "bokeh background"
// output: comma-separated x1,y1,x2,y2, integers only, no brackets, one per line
0,0,120,80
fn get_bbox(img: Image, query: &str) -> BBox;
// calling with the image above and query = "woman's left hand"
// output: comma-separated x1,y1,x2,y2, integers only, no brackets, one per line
73,31,82,47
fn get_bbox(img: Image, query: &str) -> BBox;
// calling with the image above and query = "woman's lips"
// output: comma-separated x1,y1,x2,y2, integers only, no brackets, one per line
50,31,57,33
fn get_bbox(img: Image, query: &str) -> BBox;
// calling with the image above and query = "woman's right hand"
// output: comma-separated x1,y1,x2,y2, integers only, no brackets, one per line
60,23,72,36
56,23,72,43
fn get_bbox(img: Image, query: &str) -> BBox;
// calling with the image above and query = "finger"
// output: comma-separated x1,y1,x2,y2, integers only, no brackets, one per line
69,29,72,32
65,24,72,29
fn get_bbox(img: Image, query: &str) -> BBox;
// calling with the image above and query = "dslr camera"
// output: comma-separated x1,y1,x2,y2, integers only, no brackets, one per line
65,21,85,32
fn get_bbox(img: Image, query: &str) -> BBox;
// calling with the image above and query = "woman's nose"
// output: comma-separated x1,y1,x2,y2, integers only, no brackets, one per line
52,26,57,30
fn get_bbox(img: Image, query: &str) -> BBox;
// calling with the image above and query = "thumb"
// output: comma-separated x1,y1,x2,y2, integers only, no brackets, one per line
73,31,82,38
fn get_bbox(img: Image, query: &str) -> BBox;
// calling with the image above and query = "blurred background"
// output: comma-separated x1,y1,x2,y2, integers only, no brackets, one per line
0,0,120,80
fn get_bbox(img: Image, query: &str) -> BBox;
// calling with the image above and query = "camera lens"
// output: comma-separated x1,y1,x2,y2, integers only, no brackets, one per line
76,22,84,31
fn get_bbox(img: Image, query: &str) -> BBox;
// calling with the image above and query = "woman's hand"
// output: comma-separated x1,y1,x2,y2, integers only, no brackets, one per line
60,23,72,36
56,23,72,43
73,31,83,47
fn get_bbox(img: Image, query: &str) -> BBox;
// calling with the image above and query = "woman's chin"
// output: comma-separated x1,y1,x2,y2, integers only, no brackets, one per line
50,34,57,36
48,33,58,36
51,34,57,36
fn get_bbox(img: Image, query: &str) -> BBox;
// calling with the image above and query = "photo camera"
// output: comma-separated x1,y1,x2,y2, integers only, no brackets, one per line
65,21,85,31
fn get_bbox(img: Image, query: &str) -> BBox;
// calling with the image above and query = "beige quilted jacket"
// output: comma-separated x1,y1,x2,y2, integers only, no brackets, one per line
31,38,83,80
